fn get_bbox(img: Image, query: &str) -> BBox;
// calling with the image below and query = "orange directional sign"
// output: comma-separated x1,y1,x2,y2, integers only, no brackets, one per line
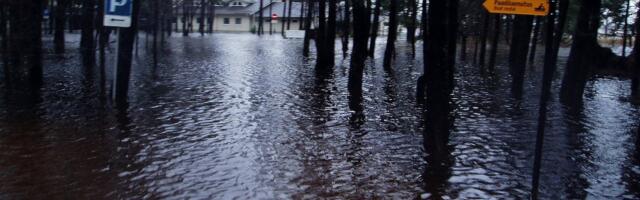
483,0,550,16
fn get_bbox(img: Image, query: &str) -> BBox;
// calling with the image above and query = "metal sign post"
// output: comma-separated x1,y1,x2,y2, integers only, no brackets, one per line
103,0,133,101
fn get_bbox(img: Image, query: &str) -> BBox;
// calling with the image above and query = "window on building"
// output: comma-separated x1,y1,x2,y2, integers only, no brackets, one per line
235,18,242,24
292,20,298,23
224,18,230,24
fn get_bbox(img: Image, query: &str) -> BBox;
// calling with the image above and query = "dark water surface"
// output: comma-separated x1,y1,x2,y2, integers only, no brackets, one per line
0,34,638,199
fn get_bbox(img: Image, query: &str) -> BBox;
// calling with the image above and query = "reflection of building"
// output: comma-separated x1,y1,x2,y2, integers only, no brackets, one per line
173,0,305,33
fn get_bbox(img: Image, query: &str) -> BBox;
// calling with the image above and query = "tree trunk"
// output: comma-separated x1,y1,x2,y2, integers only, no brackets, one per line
316,0,328,68
423,0,458,154
209,3,215,33
54,0,66,54
348,0,370,113
80,0,95,66
97,0,109,97
407,0,418,55
341,0,350,57
623,0,630,58
1,1,8,86
528,17,542,63
632,1,640,100
200,0,206,36
383,0,398,70
551,0,569,64
6,0,43,93
488,14,501,72
269,0,273,35
368,0,382,57
479,12,490,70
114,0,141,107
281,0,287,36
287,0,293,30
183,0,189,36
326,0,337,66
460,35,467,61
299,0,305,30
560,0,614,105
508,15,534,97
153,0,159,63
302,0,314,57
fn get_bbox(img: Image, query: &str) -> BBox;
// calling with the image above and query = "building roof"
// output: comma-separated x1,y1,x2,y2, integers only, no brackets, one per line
253,2,304,18
216,3,260,15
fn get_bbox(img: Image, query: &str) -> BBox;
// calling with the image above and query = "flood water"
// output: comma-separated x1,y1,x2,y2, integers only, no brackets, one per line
0,33,639,199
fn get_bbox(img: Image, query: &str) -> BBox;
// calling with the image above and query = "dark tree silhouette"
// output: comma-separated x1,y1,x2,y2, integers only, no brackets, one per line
488,14,501,72
286,0,293,30
348,0,370,113
508,15,533,97
302,0,314,57
383,0,398,71
54,0,67,54
200,0,206,36
560,0,622,105
326,0,337,66
5,0,43,94
478,12,489,69
423,0,458,152
341,0,350,57
368,0,381,57
80,0,96,66
407,0,418,55
315,0,328,67
183,0,190,36
528,17,542,63
632,1,640,100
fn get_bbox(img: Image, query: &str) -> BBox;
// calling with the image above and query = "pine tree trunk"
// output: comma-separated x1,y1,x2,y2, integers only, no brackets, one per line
80,0,95,66
316,0,328,67
183,0,189,36
1,2,8,86
423,0,458,153
6,0,43,93
200,0,206,36
488,14,501,72
299,0,305,30
407,0,418,55
269,0,273,35
479,12,490,69
281,0,287,36
302,0,314,57
623,0,630,58
632,1,640,100
348,0,370,113
54,0,66,54
528,17,542,63
383,0,398,70
368,0,382,57
342,0,351,57
326,0,337,66
560,0,605,105
287,0,293,30
509,15,534,97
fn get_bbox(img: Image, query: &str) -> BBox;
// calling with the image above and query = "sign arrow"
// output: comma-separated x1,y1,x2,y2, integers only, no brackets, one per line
483,0,549,16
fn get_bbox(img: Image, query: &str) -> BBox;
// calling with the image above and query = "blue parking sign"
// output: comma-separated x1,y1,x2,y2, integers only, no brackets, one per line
104,0,133,27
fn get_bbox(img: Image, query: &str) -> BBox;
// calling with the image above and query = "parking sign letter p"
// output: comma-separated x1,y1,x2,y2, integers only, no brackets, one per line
109,0,128,12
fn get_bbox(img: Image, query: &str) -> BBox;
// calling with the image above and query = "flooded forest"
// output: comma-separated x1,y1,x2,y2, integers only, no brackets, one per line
1,0,639,199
